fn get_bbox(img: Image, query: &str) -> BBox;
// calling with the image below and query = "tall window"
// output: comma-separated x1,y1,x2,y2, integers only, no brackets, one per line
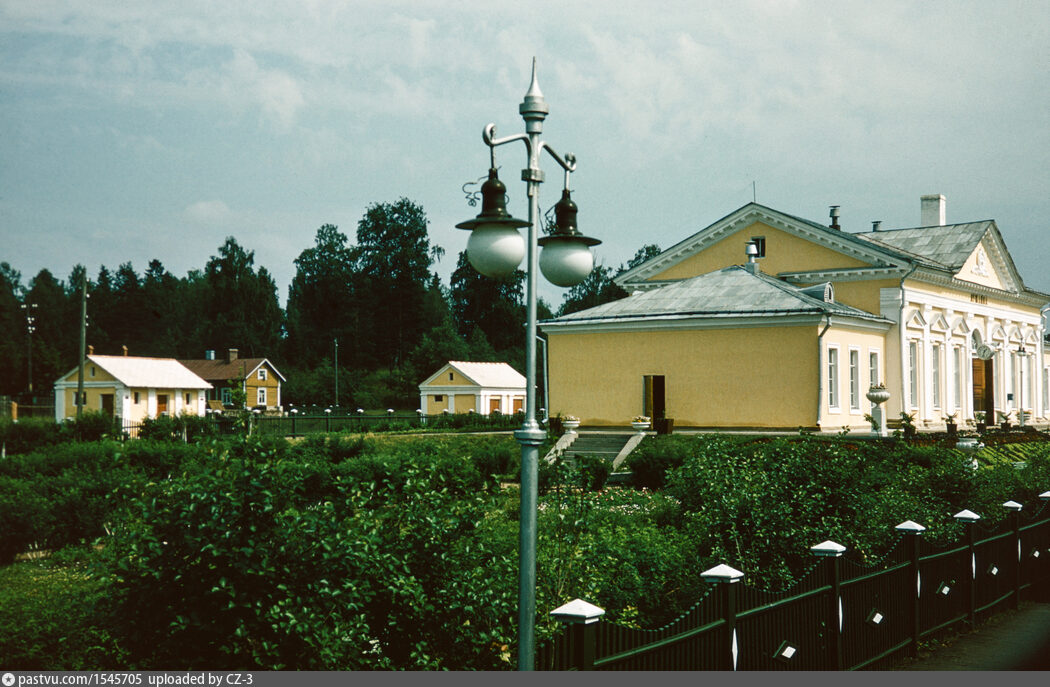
953,347,963,410
931,343,942,408
1025,355,1033,410
257,387,267,406
827,347,839,409
869,351,880,389
1044,367,1049,410
908,341,919,408
849,349,860,410
1007,352,1016,408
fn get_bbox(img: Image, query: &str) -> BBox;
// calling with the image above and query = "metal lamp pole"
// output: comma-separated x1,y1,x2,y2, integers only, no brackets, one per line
457,59,600,670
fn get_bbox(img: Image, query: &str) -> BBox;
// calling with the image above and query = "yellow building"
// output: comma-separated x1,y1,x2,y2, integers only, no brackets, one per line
418,361,526,415
54,353,211,422
542,197,1049,430
179,349,285,411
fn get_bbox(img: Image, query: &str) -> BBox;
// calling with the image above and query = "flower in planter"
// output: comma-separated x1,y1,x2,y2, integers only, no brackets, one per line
632,416,651,423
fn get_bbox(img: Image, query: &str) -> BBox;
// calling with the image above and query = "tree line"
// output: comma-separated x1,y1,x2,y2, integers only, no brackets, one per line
0,198,658,409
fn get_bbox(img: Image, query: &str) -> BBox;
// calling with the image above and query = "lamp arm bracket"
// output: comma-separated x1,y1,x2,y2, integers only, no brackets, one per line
483,123,530,151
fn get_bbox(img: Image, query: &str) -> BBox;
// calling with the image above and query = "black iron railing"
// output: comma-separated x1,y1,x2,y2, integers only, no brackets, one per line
539,500,1050,670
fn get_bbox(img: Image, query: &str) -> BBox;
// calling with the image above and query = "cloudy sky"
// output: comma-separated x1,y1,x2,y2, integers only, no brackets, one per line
2,0,1048,306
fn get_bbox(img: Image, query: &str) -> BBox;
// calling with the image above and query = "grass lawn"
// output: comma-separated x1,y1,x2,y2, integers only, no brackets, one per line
0,552,127,669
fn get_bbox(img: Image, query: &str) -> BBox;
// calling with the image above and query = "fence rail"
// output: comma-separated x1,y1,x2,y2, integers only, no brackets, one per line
539,498,1050,671
117,411,523,439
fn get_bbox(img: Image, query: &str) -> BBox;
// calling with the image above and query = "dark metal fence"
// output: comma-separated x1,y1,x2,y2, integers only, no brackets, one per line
118,411,523,439
539,498,1050,670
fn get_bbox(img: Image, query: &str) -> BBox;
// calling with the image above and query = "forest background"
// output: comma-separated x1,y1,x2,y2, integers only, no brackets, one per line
1,197,659,409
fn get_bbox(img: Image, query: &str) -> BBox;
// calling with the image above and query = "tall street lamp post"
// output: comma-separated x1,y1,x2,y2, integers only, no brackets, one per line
457,59,600,671
21,302,37,395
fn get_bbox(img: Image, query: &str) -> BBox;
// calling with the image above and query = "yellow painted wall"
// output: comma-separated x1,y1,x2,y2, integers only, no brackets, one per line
821,325,894,429
547,325,819,427
651,222,870,282
425,393,451,414
825,279,897,315
454,394,477,412
428,367,473,386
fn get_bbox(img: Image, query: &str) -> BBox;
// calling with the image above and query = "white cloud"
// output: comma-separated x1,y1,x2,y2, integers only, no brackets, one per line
184,200,233,225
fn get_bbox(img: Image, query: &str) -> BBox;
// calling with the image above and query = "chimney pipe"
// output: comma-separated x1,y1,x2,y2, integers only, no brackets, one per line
88,344,94,356
872,220,882,232
122,345,128,357
921,194,946,226
227,348,238,363
829,205,841,230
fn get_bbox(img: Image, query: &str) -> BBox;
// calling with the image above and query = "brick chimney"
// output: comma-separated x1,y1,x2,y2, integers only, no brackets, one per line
226,348,238,363
921,194,946,226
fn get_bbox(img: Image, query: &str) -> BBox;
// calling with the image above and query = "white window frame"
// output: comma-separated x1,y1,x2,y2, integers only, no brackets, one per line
827,345,840,411
257,387,267,406
868,350,881,390
1007,351,1016,409
848,348,861,411
258,368,267,381
931,342,942,409
952,346,963,412
908,340,919,409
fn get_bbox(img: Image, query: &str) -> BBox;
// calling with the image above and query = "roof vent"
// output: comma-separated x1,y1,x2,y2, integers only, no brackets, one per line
921,194,946,226
829,206,841,230
872,220,882,231
800,282,834,303
205,350,215,360
744,242,760,274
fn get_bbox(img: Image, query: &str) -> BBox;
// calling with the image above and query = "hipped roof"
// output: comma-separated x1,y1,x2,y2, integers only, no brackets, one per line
61,355,211,389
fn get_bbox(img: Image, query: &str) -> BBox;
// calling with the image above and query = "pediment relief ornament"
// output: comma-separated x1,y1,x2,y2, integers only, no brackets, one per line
970,246,990,277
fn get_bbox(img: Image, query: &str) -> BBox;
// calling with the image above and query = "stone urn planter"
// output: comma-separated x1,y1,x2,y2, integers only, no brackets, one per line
866,386,891,406
562,418,581,434
631,417,651,434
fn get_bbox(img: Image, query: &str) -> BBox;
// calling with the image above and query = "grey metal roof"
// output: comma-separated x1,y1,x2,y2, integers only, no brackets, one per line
547,266,890,324
853,221,992,270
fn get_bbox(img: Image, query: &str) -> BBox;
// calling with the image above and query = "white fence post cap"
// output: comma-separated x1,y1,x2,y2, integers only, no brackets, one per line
701,563,745,583
550,599,605,624
895,520,926,533
1002,500,1023,511
810,540,847,557
953,509,981,522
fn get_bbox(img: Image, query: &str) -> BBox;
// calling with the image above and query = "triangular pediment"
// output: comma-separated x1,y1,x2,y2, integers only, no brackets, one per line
954,230,1022,292
930,313,950,332
951,317,971,336
905,309,927,329
615,203,908,289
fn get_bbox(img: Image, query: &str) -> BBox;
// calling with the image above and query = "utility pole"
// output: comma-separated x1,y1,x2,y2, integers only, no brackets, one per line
334,337,339,407
76,272,87,420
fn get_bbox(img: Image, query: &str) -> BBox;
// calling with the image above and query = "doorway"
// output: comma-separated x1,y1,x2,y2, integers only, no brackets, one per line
157,394,169,416
643,375,666,420
101,394,114,417
972,358,995,419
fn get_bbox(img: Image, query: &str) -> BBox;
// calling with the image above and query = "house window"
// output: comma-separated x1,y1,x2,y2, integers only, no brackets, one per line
134,392,140,404
449,372,454,381
185,393,191,405
827,346,840,410
751,236,766,258
869,351,880,389
434,394,444,402
257,387,267,406
1007,352,1015,408
953,347,963,411
1044,367,1049,410
931,343,942,409
90,366,96,378
258,368,267,381
908,341,919,408
221,388,232,405
849,349,860,411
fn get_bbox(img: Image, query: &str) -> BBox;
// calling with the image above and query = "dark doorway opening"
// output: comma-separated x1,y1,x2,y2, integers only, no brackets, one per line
972,358,995,420
643,375,666,420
